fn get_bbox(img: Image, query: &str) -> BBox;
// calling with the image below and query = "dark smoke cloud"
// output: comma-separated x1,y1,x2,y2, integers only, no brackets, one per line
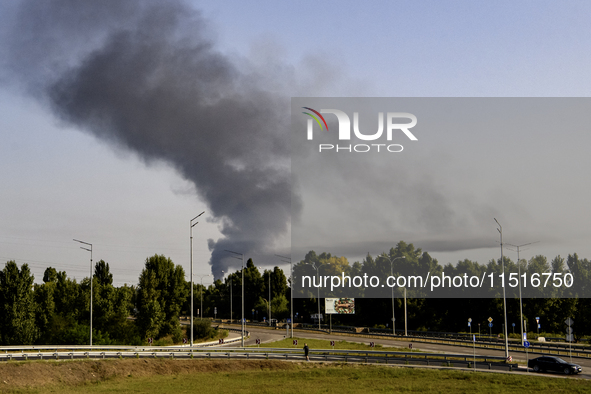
2,0,300,278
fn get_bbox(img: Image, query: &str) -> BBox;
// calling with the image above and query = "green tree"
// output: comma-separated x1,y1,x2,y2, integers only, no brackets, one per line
244,258,264,314
262,266,288,304
54,271,83,319
136,254,188,340
43,267,58,283
136,269,165,339
270,294,289,319
94,260,113,286
34,280,56,343
0,261,38,345
92,277,116,333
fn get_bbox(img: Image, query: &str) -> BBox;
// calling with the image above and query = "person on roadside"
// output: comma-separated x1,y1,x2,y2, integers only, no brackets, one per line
304,343,309,361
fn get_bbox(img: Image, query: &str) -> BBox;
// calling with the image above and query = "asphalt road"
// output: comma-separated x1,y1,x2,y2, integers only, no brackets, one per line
226,325,591,380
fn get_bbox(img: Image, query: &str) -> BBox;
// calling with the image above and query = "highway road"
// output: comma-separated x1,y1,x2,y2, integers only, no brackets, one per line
226,325,591,379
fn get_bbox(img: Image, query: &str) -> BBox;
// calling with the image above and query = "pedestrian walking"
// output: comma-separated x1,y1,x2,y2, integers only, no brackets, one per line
304,343,309,361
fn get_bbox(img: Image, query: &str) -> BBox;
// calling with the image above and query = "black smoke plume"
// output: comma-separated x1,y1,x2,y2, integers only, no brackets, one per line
1,0,299,278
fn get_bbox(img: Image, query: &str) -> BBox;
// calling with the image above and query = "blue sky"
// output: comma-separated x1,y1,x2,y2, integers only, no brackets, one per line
1,0,591,286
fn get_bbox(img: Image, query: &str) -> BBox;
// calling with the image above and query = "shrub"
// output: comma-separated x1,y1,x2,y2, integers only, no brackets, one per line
193,318,216,340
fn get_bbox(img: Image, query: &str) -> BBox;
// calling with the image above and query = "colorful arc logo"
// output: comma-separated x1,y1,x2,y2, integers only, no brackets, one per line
302,107,328,131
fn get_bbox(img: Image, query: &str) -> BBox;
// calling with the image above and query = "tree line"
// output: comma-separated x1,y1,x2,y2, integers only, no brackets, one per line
0,254,290,346
292,241,591,339
1,241,590,345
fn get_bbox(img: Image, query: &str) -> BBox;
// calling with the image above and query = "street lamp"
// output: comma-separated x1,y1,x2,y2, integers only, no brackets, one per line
506,241,538,346
376,254,405,336
276,254,293,338
226,250,245,347
494,218,510,360
198,274,211,319
73,239,93,346
306,262,326,331
190,211,205,346
268,269,272,323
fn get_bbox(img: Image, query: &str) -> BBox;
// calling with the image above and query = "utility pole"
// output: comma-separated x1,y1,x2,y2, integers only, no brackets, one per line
189,211,205,346
495,218,510,360
74,239,93,346
506,241,538,346
276,254,293,338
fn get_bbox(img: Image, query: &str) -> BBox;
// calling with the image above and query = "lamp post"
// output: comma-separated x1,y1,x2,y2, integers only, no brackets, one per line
377,254,405,336
494,218,510,360
221,269,225,319
506,241,538,346
226,250,245,347
198,274,210,319
306,262,326,330
276,254,293,338
404,287,408,336
222,269,233,323
73,239,93,346
190,211,205,347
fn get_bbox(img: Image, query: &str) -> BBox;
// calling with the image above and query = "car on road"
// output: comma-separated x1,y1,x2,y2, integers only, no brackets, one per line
528,356,582,374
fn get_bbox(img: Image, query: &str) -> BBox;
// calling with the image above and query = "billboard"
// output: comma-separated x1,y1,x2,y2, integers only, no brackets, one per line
325,298,355,314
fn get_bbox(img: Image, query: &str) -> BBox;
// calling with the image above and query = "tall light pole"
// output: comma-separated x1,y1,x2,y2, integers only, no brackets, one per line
506,241,538,346
494,218,510,359
307,262,325,330
404,287,408,336
198,274,211,319
190,211,205,347
377,254,405,336
73,239,93,346
310,263,322,330
276,254,293,338
226,250,245,347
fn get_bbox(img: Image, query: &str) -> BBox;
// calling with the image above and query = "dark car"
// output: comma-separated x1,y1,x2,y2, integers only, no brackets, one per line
528,356,582,374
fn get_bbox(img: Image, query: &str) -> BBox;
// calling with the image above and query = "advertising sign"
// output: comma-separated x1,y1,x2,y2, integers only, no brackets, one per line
325,297,355,314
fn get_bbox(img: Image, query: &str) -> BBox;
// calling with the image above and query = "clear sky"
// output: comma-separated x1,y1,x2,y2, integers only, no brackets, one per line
1,0,591,286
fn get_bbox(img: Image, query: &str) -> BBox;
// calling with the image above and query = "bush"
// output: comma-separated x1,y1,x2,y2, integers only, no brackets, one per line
171,325,183,343
193,318,216,340
154,337,174,346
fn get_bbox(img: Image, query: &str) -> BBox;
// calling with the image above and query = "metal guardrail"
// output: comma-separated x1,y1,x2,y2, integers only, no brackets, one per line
0,328,250,352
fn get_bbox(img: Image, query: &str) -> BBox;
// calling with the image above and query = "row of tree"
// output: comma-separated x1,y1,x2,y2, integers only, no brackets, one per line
1,241,590,345
0,254,290,346
289,241,591,338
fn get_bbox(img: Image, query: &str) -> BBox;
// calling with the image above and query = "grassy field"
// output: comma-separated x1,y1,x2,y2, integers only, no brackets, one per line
2,359,590,394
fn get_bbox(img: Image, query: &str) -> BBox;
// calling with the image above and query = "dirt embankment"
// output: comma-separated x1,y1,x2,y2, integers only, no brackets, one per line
0,359,296,390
